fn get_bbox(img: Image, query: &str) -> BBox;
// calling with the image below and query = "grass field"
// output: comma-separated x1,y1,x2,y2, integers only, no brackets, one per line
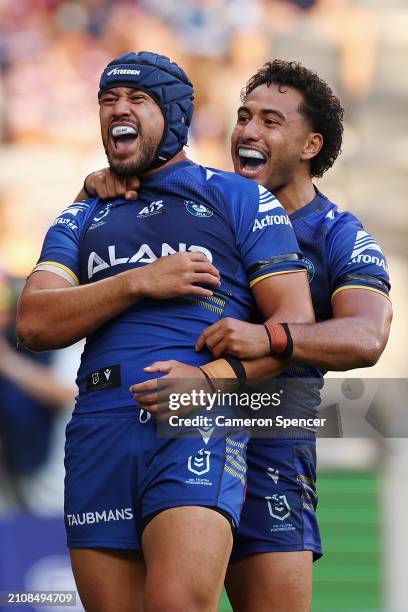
217,470,380,612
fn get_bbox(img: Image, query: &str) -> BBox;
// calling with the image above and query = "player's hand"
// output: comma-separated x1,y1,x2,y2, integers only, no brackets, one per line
84,167,140,200
138,252,221,299
195,318,270,359
130,360,210,419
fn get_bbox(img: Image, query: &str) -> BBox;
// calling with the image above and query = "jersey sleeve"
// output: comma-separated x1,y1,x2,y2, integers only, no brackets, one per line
32,201,94,285
230,182,306,287
327,216,391,300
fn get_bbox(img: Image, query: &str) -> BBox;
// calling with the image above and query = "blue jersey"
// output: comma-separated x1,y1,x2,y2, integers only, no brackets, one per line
277,189,391,416
35,160,305,413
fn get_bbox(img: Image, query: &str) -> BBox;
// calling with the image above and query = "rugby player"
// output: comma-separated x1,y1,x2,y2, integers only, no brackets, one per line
17,53,315,612
86,60,392,611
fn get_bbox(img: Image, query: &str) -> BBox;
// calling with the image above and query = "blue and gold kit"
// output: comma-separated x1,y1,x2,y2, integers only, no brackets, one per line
35,160,305,549
233,189,391,562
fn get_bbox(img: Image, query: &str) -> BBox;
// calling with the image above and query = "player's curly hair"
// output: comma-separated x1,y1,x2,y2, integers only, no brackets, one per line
242,60,344,178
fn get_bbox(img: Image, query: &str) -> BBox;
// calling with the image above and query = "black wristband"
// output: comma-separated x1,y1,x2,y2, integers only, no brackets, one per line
280,323,293,359
263,324,272,353
224,355,247,379
83,173,95,198
198,367,217,393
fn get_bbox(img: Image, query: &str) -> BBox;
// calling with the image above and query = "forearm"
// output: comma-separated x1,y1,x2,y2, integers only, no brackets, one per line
242,354,289,378
290,317,386,370
17,269,144,351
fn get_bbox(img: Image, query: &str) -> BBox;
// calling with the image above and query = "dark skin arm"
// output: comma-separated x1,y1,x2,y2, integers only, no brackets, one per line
17,252,220,351
289,288,392,370
131,271,315,411
197,288,392,375
132,288,392,413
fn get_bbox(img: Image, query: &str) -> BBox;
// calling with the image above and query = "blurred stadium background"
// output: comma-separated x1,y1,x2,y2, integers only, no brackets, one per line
0,0,407,610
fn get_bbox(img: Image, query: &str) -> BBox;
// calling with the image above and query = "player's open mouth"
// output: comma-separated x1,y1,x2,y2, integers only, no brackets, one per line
237,147,267,176
110,124,139,155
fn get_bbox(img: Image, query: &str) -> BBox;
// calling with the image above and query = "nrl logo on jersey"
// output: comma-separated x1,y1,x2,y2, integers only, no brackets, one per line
349,231,388,271
88,243,213,279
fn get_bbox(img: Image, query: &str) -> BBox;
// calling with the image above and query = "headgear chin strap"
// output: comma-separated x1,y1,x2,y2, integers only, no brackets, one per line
99,51,194,170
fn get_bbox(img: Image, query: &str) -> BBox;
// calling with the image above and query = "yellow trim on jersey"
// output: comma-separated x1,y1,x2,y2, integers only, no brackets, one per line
34,261,79,285
331,285,391,301
249,268,306,288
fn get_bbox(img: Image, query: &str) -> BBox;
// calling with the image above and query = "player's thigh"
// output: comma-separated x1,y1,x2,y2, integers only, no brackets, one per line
226,551,313,612
70,548,145,612
142,506,233,612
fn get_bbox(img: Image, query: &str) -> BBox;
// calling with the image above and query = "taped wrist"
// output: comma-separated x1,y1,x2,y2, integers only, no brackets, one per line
263,322,293,359
200,359,237,381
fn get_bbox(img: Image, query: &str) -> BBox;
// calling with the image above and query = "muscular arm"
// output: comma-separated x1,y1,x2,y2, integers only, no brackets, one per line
17,269,145,351
288,289,392,370
197,288,391,378
17,253,220,351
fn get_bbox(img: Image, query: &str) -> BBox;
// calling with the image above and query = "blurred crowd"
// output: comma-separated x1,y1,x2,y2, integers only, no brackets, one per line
0,0,407,516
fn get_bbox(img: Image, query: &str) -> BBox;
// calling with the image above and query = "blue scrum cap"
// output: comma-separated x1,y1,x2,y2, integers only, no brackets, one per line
99,51,194,169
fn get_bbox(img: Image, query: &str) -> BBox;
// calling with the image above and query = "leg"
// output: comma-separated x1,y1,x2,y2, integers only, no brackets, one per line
70,548,145,612
142,506,233,612
226,551,313,612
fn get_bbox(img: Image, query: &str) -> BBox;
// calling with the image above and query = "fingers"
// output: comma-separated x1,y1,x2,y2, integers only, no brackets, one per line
129,378,157,393
190,286,215,297
125,190,139,200
124,176,141,200
192,261,220,278
87,168,140,200
191,273,221,287
143,360,175,373
133,391,158,407
195,321,222,351
210,337,232,358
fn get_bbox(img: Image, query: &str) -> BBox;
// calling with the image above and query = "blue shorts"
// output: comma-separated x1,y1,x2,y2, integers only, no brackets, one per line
64,410,247,550
231,438,322,562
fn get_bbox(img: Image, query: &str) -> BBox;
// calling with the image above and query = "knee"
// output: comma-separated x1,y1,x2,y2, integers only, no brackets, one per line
144,581,215,612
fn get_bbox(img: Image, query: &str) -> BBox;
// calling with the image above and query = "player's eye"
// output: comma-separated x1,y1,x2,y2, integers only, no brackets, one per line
130,94,146,103
265,118,279,126
100,96,116,105
237,114,250,124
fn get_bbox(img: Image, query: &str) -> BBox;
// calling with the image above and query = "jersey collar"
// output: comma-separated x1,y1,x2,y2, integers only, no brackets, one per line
289,187,330,222
140,159,196,186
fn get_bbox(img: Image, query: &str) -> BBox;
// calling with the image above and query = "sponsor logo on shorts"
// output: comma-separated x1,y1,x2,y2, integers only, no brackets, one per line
185,448,212,486
266,467,280,484
66,508,133,526
265,494,291,521
188,448,211,475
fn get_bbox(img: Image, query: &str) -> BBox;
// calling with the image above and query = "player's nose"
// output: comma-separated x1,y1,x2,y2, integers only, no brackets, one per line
240,118,262,141
112,95,132,116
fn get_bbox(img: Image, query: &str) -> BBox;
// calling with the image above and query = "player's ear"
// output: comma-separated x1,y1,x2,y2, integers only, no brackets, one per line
301,132,323,161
